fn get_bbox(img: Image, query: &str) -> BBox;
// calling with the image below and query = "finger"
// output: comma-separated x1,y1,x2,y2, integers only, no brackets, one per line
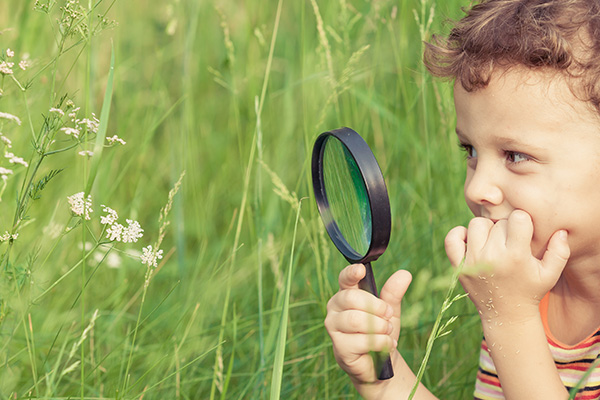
541,230,570,280
466,217,494,253
332,332,397,356
327,288,392,317
332,309,393,335
380,270,412,320
487,219,508,247
445,226,467,267
506,209,534,254
339,264,366,290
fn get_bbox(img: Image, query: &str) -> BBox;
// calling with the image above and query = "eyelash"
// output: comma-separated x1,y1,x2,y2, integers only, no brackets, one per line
458,143,475,159
458,143,531,165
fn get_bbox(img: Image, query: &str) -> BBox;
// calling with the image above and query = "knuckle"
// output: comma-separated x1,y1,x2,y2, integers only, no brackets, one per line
324,314,334,332
376,300,388,317
469,216,493,229
342,289,361,309
347,310,361,331
326,296,336,312
444,231,455,247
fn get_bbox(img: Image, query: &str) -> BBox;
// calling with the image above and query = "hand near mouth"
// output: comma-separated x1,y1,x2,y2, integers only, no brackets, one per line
444,209,570,322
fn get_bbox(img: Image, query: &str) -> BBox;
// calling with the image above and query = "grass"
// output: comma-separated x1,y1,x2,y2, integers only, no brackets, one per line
0,0,483,398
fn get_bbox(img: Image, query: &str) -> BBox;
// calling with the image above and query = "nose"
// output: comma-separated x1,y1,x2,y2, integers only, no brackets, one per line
464,162,504,207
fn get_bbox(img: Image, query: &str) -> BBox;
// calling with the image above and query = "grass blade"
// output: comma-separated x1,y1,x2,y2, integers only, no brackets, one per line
270,200,303,399
84,41,114,196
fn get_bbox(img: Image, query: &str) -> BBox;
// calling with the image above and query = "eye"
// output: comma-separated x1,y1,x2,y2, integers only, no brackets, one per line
505,151,530,164
459,143,477,159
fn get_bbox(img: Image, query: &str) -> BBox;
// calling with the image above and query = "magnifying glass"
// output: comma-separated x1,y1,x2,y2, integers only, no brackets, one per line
311,127,393,380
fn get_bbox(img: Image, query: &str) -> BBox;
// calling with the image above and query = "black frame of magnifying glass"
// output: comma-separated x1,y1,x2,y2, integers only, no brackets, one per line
312,127,394,380
311,127,391,264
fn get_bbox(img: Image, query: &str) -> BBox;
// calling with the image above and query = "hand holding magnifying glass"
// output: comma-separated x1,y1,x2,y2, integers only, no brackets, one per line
312,127,393,380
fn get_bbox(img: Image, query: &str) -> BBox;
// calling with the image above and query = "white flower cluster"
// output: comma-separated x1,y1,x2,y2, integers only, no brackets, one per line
51,104,124,151
67,198,155,270
0,111,21,125
57,104,100,140
0,111,28,184
0,167,13,181
141,245,163,268
0,48,29,75
49,108,65,117
0,231,18,242
100,205,144,243
5,152,28,167
1,134,13,148
67,192,93,220
60,127,80,138
106,135,126,145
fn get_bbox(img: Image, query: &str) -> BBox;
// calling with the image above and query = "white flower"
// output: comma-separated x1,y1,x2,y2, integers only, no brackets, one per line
106,223,124,242
106,135,126,145
77,115,100,134
18,60,28,71
141,245,163,268
67,192,93,220
49,108,65,117
6,49,14,58
0,167,13,181
121,219,143,243
100,205,118,226
60,126,81,138
0,61,14,75
68,106,80,121
5,152,28,167
78,150,94,157
0,231,18,242
0,111,21,125
1,134,13,148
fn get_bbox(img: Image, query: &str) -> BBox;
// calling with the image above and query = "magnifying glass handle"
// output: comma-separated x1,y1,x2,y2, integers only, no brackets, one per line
358,262,394,380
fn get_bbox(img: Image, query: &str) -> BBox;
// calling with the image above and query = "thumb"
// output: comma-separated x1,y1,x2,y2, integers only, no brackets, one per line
541,230,570,282
445,226,467,267
379,270,412,319
338,264,367,290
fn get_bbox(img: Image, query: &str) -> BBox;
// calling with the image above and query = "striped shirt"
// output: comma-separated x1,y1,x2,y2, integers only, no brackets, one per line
474,293,600,399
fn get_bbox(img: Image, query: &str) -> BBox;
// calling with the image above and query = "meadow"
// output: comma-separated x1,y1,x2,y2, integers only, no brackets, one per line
0,0,481,398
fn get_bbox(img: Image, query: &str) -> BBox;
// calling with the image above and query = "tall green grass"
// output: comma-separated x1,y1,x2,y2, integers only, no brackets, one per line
0,0,481,398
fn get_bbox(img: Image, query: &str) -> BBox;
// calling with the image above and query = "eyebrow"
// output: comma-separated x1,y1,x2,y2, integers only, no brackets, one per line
455,127,546,152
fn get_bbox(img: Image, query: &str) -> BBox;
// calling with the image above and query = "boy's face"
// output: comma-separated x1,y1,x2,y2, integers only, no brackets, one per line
454,68,600,262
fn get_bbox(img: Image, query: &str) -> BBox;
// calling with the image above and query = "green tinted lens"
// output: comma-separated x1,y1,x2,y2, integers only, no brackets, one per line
322,137,372,256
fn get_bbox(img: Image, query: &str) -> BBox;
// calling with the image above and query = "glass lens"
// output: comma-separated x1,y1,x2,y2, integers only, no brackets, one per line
322,136,372,256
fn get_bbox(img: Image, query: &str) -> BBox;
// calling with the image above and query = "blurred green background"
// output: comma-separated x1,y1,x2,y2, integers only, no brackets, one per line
0,0,480,398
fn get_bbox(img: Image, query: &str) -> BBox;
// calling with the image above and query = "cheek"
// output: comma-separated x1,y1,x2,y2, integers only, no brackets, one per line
505,186,556,259
527,197,564,259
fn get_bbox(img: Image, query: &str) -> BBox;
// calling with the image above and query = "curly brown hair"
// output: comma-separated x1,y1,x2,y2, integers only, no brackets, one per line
424,0,600,113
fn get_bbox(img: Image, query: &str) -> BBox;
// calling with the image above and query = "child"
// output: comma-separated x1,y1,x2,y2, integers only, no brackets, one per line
324,0,600,398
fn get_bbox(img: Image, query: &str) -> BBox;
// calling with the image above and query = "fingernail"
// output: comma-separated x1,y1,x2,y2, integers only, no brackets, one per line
559,230,568,241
